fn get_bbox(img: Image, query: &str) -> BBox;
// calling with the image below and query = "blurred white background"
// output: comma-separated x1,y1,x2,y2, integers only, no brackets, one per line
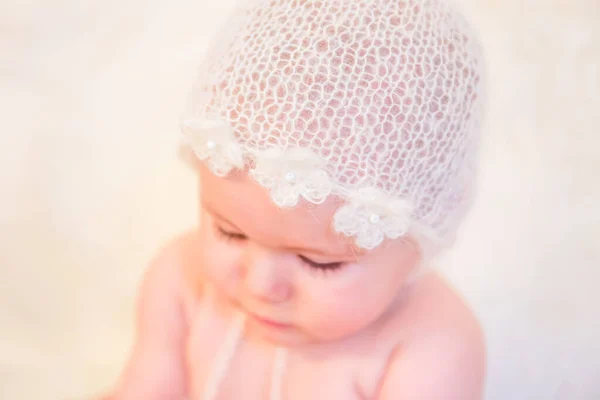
1,0,599,399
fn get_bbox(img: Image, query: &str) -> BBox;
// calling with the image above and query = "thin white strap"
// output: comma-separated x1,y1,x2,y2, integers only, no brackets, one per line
270,347,288,400
201,312,246,400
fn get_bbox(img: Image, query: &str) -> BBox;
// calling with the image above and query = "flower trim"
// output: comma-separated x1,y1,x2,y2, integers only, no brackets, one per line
250,147,332,207
181,118,414,249
181,117,244,177
333,187,414,249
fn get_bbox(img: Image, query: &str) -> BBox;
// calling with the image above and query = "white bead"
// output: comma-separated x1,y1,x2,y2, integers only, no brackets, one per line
206,140,217,149
368,213,381,224
284,172,296,183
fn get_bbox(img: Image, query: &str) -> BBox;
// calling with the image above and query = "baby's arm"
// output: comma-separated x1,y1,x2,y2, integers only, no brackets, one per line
108,237,191,400
377,319,486,400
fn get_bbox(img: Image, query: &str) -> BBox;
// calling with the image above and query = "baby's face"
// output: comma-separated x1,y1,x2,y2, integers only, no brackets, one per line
195,165,420,346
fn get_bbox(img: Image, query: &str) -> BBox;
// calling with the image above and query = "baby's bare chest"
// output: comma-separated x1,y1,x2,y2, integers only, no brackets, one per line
183,304,390,400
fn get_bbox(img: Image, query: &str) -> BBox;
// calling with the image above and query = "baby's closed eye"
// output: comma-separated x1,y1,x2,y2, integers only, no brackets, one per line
213,221,347,274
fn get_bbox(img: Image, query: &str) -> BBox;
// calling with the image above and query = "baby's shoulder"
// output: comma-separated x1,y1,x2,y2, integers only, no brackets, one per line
398,273,484,340
141,231,205,315
375,273,486,399
144,231,200,282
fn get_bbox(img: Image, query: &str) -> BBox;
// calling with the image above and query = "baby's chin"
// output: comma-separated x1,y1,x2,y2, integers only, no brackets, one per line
244,317,314,347
244,318,363,348
230,300,371,347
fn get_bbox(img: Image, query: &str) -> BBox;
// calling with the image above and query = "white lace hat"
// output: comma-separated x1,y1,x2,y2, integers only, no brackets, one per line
180,0,486,255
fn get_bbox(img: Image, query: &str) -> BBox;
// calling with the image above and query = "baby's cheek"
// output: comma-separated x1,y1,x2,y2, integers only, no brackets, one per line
205,250,237,282
199,239,241,291
300,270,382,337
307,294,377,339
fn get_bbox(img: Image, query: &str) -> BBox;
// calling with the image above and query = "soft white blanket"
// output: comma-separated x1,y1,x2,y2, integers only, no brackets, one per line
1,0,598,398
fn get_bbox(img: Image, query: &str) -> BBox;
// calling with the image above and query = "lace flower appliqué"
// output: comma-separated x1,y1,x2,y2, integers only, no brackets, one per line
181,117,244,176
333,187,414,249
250,148,333,207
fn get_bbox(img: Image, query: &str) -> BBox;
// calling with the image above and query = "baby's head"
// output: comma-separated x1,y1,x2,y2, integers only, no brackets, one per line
180,0,485,344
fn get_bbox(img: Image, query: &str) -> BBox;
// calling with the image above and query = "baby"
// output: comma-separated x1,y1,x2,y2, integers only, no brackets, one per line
105,0,487,399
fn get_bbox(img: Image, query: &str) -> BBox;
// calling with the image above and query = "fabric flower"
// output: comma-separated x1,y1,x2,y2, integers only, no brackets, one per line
250,147,333,207
181,117,244,176
333,187,414,249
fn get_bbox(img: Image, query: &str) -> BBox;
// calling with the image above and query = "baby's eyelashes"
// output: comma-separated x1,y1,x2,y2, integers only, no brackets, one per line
297,255,344,273
213,223,347,275
215,225,247,242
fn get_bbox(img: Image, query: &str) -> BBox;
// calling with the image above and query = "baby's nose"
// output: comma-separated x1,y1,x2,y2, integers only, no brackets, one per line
242,245,292,304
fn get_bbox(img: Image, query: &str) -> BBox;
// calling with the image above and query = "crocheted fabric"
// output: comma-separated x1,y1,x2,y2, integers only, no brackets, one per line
181,0,486,252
